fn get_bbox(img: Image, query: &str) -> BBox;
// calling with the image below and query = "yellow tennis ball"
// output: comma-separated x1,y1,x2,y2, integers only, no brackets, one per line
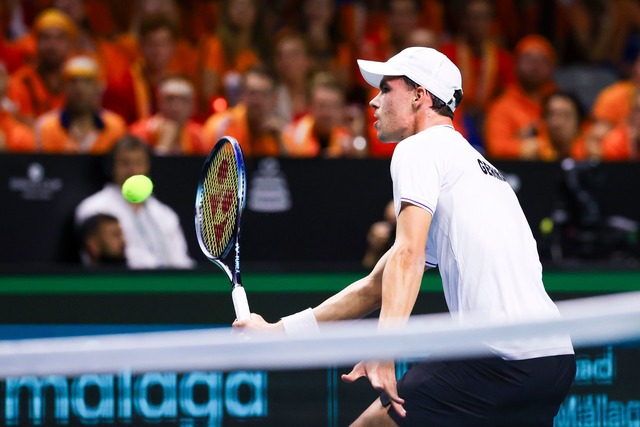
122,174,153,203
540,217,554,235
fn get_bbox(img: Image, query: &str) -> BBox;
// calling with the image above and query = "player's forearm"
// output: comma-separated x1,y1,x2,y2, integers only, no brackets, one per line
313,275,382,322
378,245,424,329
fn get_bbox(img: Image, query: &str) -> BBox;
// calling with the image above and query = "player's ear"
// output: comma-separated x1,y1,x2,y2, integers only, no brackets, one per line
413,86,428,107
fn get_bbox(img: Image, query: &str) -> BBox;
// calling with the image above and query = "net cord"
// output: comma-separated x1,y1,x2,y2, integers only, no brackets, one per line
0,292,638,377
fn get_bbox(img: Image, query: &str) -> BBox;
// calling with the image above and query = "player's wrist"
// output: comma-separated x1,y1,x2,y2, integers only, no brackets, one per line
281,308,319,336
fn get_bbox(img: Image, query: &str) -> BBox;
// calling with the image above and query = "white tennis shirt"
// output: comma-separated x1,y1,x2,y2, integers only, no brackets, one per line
391,125,574,360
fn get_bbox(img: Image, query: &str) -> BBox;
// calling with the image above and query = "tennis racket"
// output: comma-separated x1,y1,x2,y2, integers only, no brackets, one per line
195,136,250,321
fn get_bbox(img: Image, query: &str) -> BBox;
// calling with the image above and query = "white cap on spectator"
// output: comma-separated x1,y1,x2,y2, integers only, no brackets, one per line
357,47,463,111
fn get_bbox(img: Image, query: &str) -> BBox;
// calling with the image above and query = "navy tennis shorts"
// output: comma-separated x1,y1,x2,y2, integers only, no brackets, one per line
380,354,576,427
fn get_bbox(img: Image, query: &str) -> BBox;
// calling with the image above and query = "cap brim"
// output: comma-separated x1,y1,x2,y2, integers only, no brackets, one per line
357,59,403,89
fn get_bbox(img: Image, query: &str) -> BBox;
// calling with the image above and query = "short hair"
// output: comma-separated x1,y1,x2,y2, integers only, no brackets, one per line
274,29,311,57
401,76,462,119
139,13,178,41
543,90,586,123
78,213,118,243
111,134,151,157
310,71,344,95
243,64,277,86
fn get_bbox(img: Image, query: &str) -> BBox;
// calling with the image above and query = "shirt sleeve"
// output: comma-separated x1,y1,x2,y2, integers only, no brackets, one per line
391,141,442,216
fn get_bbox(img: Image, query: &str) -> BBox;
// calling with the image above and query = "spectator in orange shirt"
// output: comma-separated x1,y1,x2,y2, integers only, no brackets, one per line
121,14,179,124
203,65,284,157
115,0,199,90
130,76,206,156
358,0,424,63
540,91,588,161
484,35,556,160
295,0,354,90
283,72,359,158
0,61,35,152
199,0,270,114
441,0,514,150
587,52,640,152
273,31,314,124
50,0,133,120
598,91,640,161
34,55,126,154
7,9,76,125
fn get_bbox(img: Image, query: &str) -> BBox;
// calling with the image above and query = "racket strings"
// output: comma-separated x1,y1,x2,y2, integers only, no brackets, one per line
200,143,239,257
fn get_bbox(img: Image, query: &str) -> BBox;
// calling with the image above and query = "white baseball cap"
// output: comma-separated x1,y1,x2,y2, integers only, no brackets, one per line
357,47,463,111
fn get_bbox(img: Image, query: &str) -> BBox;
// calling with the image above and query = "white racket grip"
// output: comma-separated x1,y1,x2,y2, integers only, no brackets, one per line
232,286,251,321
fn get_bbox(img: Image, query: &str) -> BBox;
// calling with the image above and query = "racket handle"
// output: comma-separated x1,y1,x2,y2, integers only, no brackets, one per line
232,286,251,321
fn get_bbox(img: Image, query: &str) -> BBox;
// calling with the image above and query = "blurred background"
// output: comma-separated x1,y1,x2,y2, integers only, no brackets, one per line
2,0,640,272
1,1,640,426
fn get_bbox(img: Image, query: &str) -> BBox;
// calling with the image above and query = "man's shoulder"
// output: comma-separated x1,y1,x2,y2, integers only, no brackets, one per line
595,80,634,103
145,197,180,221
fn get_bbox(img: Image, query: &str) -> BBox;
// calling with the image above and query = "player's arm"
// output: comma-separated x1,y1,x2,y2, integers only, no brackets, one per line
341,202,431,417
233,243,392,332
312,247,390,322
378,202,431,329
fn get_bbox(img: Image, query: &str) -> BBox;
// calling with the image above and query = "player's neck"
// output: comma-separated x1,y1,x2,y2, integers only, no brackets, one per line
418,114,453,133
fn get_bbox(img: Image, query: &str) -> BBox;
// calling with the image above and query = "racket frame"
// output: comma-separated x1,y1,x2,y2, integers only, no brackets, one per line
195,136,249,319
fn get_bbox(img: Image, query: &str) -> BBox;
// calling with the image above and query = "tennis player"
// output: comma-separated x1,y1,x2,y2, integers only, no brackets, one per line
234,47,576,427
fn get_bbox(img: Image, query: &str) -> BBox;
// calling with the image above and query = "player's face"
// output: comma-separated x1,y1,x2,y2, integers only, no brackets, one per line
369,77,416,142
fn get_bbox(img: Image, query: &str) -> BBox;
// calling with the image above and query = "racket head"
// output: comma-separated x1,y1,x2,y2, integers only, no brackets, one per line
195,136,247,265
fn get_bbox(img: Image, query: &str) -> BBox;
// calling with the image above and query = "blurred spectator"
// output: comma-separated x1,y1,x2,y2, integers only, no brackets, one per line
0,31,26,74
1,0,31,42
273,31,314,124
587,52,640,151
441,0,514,150
7,9,75,125
358,0,424,63
554,0,640,70
34,56,126,154
540,91,588,161
75,135,195,269
362,200,396,269
296,0,353,89
199,0,269,114
203,65,284,157
282,72,360,157
0,61,35,152
118,13,179,124
484,35,556,160
52,0,133,118
78,213,127,267
129,76,206,155
597,91,640,160
407,27,438,49
116,0,198,84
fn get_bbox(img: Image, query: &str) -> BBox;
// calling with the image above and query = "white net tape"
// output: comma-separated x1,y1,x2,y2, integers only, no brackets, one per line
0,292,639,378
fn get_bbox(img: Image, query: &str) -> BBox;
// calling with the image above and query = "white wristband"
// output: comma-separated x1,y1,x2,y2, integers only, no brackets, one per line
281,308,319,336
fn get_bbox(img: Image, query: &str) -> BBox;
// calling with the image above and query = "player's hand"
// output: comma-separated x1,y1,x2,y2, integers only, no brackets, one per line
341,360,406,417
232,314,284,334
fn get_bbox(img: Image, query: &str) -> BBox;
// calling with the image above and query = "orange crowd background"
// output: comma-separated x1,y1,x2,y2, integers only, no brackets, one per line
2,0,640,161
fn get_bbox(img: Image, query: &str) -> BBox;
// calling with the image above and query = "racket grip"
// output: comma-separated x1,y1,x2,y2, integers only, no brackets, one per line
232,286,251,321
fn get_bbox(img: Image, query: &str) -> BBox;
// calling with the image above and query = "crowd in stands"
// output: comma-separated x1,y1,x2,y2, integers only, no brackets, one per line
3,0,640,161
